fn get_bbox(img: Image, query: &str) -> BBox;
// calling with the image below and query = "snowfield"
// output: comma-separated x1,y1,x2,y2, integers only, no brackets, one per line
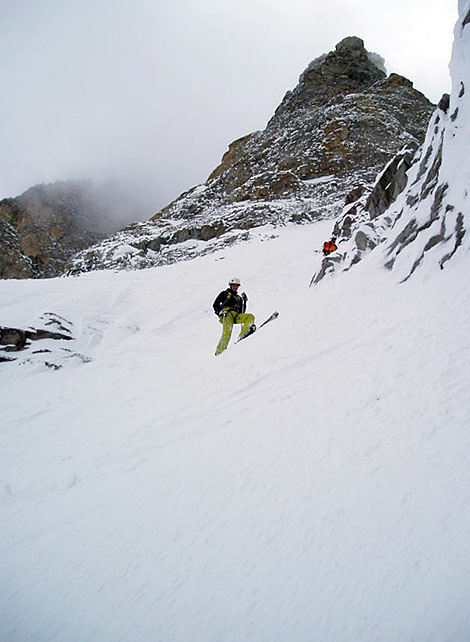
2,219,470,642
3,4,470,637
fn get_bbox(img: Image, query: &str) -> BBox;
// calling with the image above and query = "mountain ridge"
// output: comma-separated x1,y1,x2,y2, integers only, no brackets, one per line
0,180,147,279
67,36,434,275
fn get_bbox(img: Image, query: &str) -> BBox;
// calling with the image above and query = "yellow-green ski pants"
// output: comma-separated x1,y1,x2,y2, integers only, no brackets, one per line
215,311,255,355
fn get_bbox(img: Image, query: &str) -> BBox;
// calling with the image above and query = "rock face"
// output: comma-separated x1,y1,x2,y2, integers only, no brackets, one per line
69,37,434,274
310,145,419,285
0,181,140,279
207,36,388,191
310,6,470,285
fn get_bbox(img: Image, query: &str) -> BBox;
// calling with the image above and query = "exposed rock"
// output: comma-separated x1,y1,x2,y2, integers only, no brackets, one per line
0,312,73,354
0,180,142,279
0,325,73,349
269,36,386,129
438,93,451,113
0,218,36,278
0,313,89,368
310,145,419,285
0,327,28,350
366,147,417,219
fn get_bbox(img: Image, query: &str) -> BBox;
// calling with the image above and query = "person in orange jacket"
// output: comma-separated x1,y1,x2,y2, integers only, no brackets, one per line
322,237,338,256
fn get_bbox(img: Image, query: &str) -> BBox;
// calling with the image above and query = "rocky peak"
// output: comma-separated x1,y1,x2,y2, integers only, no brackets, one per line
206,43,429,195
270,36,386,128
68,38,434,275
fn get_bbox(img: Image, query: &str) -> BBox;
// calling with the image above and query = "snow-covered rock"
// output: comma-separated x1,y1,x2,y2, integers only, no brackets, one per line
379,0,470,280
311,2,470,285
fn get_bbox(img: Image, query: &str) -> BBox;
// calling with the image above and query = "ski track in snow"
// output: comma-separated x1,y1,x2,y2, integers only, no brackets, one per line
1,220,470,642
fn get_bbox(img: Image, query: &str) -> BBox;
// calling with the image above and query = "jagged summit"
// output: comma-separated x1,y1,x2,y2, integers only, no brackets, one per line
270,36,386,127
65,38,433,275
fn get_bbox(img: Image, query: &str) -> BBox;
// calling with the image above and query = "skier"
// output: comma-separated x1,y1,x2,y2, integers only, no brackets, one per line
213,278,256,355
322,237,338,256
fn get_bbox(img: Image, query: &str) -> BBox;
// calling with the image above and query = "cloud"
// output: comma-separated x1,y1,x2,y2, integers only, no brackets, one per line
0,0,457,220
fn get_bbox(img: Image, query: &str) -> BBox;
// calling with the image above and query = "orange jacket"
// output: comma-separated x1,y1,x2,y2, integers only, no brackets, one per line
323,241,338,255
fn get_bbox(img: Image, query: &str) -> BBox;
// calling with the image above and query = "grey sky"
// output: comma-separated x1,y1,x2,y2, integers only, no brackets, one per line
0,0,457,218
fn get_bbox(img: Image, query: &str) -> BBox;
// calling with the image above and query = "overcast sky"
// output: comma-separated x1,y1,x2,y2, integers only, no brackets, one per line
0,0,458,218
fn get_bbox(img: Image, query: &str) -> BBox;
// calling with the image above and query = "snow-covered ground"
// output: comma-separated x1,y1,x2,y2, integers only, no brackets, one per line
2,219,470,642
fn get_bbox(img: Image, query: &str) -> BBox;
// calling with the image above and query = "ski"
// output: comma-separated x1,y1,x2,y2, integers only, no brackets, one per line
236,311,279,343
258,311,279,329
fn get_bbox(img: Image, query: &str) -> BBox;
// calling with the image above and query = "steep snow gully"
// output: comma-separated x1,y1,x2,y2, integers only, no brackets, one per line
2,219,470,642
3,4,470,639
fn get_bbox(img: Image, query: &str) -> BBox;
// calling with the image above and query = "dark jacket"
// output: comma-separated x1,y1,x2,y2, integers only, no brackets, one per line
213,289,247,316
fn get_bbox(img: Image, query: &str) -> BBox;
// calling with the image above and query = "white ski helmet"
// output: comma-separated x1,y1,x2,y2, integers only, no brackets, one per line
229,277,241,286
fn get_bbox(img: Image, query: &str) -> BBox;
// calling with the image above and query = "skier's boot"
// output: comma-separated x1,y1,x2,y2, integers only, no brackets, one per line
238,324,256,341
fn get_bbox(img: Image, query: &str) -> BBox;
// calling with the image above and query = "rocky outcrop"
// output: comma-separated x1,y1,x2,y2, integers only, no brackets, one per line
0,181,140,279
0,324,72,350
69,36,434,275
0,312,72,365
0,312,92,368
309,144,419,285
366,147,417,220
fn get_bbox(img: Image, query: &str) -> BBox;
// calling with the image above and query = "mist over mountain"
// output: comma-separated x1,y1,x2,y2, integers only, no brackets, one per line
0,0,455,217
68,36,434,276
0,180,151,279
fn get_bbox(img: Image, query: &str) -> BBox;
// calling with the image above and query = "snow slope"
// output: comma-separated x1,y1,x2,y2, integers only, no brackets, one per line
2,218,470,642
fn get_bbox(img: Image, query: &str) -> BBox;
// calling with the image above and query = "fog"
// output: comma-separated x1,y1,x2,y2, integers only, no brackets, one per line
0,0,457,221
